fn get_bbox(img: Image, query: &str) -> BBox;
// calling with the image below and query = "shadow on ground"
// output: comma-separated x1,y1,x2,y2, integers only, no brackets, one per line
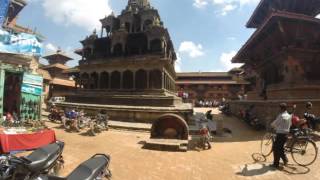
236,153,311,177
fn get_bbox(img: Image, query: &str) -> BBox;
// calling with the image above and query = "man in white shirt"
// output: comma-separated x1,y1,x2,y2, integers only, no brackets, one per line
270,103,292,169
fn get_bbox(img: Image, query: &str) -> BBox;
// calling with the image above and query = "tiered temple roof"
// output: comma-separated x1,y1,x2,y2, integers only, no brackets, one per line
247,0,320,28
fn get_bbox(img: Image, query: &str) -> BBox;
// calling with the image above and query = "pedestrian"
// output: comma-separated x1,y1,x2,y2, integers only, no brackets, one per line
304,102,320,130
270,103,292,169
205,110,213,121
199,125,211,150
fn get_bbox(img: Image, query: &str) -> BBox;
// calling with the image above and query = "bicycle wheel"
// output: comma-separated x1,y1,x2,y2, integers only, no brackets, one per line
261,133,274,157
291,138,318,166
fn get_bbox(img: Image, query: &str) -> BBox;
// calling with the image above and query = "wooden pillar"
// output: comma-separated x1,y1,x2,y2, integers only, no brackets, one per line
162,71,165,89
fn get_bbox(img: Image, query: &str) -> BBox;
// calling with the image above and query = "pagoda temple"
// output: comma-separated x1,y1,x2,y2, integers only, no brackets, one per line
230,0,320,124
59,0,192,123
40,50,75,100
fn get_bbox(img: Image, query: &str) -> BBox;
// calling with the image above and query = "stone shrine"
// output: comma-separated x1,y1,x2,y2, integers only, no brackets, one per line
58,0,193,123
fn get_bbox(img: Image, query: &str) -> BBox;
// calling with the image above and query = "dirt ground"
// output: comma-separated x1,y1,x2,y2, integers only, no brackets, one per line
47,108,320,180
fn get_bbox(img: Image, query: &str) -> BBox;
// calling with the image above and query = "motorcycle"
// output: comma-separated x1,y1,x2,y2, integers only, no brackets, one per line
77,111,92,130
304,112,320,131
48,108,64,123
39,154,112,180
89,112,109,136
62,110,81,132
0,141,65,180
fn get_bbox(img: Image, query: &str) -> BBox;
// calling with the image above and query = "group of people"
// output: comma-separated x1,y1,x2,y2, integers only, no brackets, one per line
196,100,220,107
270,102,320,169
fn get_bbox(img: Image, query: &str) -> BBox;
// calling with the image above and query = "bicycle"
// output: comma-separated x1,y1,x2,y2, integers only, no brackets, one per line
260,128,318,166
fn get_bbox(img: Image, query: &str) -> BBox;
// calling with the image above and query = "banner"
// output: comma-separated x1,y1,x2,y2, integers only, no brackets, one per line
23,73,43,87
22,73,43,96
0,0,9,25
21,84,43,96
0,29,43,57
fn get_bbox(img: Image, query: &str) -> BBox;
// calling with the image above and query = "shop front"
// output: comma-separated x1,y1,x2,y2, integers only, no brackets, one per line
0,53,43,122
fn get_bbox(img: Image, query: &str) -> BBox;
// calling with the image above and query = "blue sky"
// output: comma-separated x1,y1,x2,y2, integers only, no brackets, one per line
18,0,260,72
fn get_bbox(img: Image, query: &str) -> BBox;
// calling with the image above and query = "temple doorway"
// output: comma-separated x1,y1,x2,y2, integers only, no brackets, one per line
3,72,22,117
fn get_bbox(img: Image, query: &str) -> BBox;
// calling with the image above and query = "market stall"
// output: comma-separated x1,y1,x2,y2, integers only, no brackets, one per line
0,127,56,153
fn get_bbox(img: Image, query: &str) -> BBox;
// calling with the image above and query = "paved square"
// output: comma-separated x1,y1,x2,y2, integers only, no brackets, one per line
48,108,320,180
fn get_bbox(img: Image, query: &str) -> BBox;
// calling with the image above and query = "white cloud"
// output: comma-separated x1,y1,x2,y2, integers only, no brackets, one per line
175,53,182,72
37,0,113,31
178,41,205,58
193,0,209,8
218,50,243,71
220,4,237,16
195,0,258,15
45,43,57,54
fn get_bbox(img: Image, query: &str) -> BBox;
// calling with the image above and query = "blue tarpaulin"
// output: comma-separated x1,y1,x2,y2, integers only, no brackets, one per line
0,29,43,56
0,0,10,25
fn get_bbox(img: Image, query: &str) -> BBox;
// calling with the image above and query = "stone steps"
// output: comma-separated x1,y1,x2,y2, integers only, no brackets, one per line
144,138,189,152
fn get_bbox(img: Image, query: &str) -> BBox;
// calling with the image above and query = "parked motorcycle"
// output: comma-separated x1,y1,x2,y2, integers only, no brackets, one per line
48,107,64,123
89,111,109,136
0,141,65,180
304,113,320,131
62,110,81,132
39,154,111,180
77,110,92,130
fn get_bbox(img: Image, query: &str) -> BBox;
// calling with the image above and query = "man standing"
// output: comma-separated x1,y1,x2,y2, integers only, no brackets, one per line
271,103,292,169
304,102,320,130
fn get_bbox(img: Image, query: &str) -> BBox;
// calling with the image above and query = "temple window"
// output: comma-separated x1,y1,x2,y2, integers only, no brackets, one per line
113,43,123,56
125,22,131,32
100,72,109,89
150,39,162,52
111,71,121,89
90,72,99,89
149,69,162,89
136,69,147,89
81,73,89,89
127,34,148,55
123,70,134,89
143,19,153,30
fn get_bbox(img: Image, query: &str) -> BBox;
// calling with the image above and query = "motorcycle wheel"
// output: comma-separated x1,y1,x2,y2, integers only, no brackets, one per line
49,161,63,176
105,168,112,180
89,121,97,136
73,120,81,132
48,114,55,122
63,119,71,130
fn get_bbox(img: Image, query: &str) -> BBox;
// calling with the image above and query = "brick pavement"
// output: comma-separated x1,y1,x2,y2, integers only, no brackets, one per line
47,108,320,180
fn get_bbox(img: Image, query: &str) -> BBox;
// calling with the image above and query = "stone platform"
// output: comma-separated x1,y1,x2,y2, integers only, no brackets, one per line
55,101,193,123
144,139,189,152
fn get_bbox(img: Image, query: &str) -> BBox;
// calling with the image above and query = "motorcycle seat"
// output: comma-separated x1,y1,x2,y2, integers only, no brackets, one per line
24,143,61,172
66,155,108,180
